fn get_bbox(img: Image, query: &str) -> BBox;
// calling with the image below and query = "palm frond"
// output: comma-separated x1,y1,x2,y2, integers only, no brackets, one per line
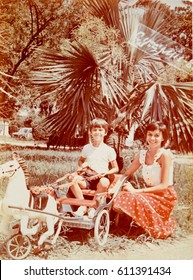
30,42,128,140
29,1,192,153
123,82,193,153
119,1,177,84
83,0,121,31
142,0,175,34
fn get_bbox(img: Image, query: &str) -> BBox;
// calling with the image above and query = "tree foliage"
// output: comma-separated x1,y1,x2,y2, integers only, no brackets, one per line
0,0,84,117
168,0,192,49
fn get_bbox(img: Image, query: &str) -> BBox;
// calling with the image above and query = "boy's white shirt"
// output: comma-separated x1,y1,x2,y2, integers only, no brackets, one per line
81,143,116,174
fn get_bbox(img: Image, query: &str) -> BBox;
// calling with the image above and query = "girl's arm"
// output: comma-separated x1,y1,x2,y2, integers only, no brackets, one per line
124,153,141,178
134,151,173,193
107,153,141,178
108,153,141,194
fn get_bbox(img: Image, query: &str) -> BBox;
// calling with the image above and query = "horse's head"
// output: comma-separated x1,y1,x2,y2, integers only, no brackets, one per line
0,160,21,178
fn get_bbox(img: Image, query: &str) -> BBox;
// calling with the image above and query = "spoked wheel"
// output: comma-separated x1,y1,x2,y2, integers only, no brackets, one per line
54,220,68,236
94,209,110,246
6,234,32,260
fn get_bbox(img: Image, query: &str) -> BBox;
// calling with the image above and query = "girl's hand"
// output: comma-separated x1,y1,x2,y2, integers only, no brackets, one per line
123,182,136,194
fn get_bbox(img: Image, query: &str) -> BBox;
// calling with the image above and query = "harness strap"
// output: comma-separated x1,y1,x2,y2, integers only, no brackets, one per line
9,165,21,177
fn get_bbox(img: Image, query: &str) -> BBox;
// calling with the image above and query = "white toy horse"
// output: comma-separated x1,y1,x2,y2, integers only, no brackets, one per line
0,159,60,246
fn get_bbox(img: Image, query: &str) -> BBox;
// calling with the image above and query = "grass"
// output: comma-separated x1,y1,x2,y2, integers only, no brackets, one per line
0,144,193,259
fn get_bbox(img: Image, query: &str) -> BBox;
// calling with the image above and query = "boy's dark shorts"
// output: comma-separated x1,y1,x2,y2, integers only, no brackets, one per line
83,173,109,190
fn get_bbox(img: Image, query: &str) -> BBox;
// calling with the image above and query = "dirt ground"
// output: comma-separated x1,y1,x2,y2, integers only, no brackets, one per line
60,234,193,260
1,232,193,260
91,236,193,260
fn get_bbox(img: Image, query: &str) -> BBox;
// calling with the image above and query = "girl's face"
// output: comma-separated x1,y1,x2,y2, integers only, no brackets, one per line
146,129,164,148
90,126,106,142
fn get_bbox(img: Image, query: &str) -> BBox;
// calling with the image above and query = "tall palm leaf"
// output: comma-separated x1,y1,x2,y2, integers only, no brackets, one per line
83,0,121,31
86,0,193,153
30,42,128,143
83,0,173,84
122,82,193,153
120,0,177,85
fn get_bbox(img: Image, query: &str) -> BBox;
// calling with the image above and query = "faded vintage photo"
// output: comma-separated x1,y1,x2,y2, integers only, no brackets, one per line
0,0,193,261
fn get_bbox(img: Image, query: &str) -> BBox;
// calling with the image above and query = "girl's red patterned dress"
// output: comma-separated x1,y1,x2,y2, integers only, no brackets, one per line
113,149,177,239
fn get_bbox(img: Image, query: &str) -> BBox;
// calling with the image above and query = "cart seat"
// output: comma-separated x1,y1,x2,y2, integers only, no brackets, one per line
81,174,122,196
57,174,122,209
57,197,97,208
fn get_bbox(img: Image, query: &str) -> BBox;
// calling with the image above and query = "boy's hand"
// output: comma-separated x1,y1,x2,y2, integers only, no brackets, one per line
79,162,89,169
98,173,106,178
56,173,70,183
56,177,65,183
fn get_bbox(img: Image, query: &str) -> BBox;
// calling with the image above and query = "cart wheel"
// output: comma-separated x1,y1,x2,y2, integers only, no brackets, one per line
94,209,110,246
6,234,32,260
54,221,67,236
59,224,68,236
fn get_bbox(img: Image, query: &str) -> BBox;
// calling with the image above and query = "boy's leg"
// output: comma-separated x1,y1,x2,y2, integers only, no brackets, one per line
96,177,110,193
67,175,88,216
87,177,110,219
68,175,87,199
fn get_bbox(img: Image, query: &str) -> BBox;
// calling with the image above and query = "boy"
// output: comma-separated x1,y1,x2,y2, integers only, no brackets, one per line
65,118,119,217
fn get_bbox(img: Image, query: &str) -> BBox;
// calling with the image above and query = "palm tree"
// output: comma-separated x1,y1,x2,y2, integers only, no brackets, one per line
30,0,193,153
30,41,128,146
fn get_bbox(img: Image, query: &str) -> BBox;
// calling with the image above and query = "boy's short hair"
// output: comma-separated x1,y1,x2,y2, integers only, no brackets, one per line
89,118,108,133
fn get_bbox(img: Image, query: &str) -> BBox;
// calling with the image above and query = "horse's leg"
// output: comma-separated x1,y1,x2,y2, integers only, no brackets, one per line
50,219,63,245
0,216,11,235
38,217,57,246
20,216,39,236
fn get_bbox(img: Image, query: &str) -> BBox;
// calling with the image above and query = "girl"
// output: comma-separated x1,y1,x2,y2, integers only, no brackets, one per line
112,121,177,239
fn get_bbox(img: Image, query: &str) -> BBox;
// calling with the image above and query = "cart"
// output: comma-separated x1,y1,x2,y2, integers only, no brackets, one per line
1,174,127,260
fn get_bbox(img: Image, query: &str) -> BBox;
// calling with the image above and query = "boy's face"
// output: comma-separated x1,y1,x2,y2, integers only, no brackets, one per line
90,126,106,141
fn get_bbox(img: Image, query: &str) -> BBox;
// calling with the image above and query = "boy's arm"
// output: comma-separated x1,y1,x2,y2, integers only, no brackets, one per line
56,156,87,183
56,172,76,183
77,156,87,169
99,159,119,178
106,159,119,175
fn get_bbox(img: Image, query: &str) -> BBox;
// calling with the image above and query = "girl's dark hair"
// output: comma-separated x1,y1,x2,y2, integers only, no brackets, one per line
89,118,108,133
145,121,168,146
